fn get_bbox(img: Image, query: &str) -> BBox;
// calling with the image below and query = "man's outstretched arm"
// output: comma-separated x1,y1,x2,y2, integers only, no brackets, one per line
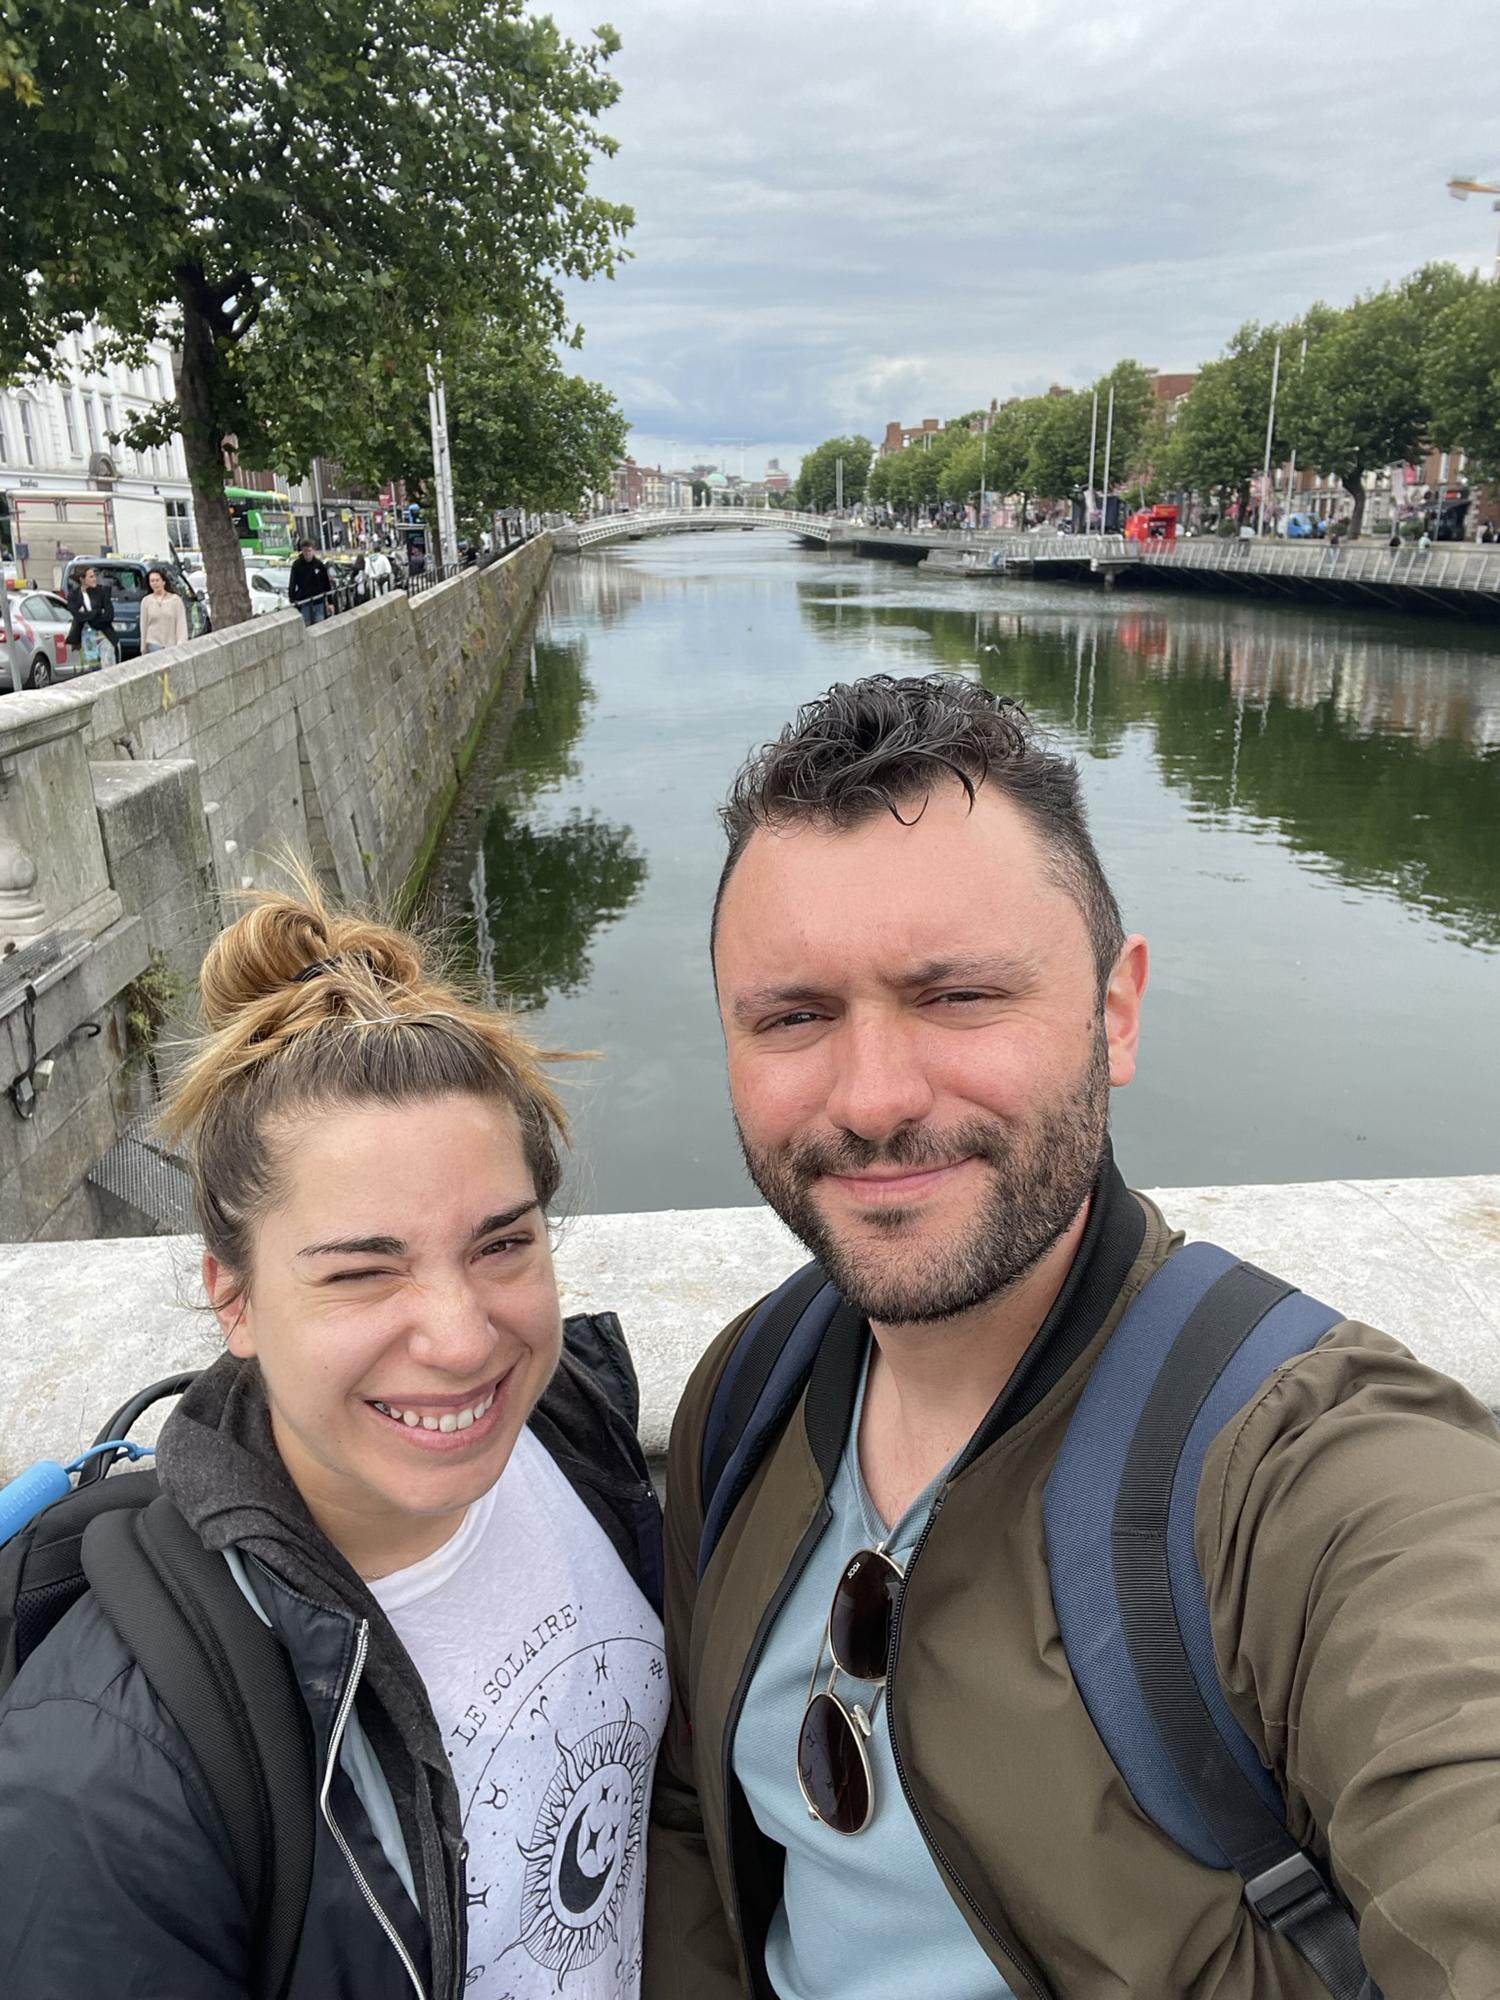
1204,1323,1500,2000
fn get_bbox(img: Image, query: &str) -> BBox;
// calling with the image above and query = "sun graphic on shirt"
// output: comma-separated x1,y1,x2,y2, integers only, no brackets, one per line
512,1704,652,1977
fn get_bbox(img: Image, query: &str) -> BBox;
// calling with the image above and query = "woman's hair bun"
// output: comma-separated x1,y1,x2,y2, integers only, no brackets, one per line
196,875,423,1032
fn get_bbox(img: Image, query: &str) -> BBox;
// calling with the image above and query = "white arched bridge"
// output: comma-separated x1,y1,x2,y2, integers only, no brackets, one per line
554,507,842,551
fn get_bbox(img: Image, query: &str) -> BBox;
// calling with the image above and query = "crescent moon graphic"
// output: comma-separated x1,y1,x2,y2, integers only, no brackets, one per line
557,1808,614,1915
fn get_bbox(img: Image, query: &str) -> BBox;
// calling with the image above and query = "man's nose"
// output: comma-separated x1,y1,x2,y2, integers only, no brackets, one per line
823,1011,936,1145
406,1275,498,1376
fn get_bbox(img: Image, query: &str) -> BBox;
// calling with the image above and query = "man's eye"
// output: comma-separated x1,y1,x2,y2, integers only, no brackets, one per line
326,1268,391,1284
764,1010,823,1032
931,990,996,1007
478,1235,531,1259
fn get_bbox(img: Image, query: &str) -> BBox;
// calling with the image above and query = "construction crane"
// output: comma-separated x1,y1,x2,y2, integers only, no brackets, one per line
1446,176,1500,278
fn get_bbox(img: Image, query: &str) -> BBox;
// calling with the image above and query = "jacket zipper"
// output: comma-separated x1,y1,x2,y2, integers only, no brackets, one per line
885,1484,1057,2000
321,1619,429,2000
720,1508,830,1997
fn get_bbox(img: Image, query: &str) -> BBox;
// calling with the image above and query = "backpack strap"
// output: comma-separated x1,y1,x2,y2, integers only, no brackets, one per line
698,1261,837,1577
83,1496,315,2000
1045,1243,1376,2000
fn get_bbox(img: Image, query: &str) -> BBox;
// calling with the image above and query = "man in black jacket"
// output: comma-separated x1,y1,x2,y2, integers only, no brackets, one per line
288,540,333,626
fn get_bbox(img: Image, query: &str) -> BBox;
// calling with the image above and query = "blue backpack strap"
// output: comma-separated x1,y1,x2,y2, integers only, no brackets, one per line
698,1262,837,1579
1045,1243,1376,2000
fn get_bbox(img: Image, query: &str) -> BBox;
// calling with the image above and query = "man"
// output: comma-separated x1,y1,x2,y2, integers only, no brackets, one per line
288,539,332,626
644,674,1500,1999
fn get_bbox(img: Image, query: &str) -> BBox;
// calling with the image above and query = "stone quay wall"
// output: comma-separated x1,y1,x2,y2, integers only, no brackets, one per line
0,1173,1496,1480
0,537,552,1240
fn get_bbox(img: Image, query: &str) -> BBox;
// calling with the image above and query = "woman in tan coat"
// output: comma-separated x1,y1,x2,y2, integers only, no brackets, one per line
139,566,188,653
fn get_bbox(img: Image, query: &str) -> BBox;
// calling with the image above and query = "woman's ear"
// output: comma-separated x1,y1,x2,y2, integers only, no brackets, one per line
202,1251,254,1356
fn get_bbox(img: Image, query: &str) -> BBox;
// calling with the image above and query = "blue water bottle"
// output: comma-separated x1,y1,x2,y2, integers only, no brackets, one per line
0,1460,73,1548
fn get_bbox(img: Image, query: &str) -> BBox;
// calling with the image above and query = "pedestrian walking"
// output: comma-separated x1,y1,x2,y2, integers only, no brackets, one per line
65,564,117,670
288,540,332,626
138,566,188,653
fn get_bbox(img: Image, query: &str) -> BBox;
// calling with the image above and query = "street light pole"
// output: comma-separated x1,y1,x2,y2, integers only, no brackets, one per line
835,456,844,513
427,361,457,568
1256,338,1282,538
979,434,987,528
1086,390,1099,533
1099,385,1116,535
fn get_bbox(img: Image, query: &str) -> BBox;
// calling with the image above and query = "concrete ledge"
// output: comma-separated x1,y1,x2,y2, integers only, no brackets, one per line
0,1174,1496,1478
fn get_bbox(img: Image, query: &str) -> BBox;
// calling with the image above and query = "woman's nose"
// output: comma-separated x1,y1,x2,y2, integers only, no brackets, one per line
406,1276,496,1374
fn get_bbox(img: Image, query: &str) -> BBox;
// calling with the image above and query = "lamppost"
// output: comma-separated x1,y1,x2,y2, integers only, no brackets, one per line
1447,175,1500,279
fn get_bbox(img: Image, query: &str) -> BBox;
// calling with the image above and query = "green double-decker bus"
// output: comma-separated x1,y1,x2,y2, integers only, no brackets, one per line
224,486,295,555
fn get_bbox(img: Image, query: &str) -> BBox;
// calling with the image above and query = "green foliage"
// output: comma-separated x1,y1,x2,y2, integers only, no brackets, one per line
123,951,189,1077
1021,363,1152,504
1161,322,1284,510
795,435,873,510
0,0,629,622
308,319,627,527
1423,281,1500,484
1288,267,1477,535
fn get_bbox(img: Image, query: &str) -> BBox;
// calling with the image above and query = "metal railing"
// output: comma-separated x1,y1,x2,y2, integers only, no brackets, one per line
1135,538,1500,591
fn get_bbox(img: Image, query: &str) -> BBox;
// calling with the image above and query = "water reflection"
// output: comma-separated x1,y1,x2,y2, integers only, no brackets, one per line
459,634,647,1011
798,590,1500,951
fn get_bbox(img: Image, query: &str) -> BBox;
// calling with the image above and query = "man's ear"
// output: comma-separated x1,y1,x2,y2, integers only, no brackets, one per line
1104,934,1149,1088
202,1252,254,1357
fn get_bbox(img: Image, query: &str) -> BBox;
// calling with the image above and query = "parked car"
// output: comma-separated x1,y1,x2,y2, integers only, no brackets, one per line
185,558,290,621
2,588,75,692
59,555,209,661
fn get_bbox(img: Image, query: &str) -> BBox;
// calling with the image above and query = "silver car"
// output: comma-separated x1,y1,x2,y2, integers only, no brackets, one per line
2,589,76,693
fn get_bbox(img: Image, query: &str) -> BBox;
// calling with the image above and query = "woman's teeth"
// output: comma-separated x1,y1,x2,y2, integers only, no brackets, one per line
371,1386,497,1433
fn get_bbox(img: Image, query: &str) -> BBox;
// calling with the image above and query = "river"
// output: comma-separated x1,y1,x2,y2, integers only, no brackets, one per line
425,536,1500,1215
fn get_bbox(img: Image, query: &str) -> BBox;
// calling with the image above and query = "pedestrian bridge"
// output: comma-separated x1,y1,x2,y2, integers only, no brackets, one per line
560,510,1500,615
554,508,843,552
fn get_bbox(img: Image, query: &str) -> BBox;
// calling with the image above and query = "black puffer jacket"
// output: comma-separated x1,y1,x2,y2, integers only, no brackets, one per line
0,1348,661,2000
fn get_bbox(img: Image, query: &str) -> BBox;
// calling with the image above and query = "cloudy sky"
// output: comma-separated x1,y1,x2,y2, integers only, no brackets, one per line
544,0,1496,479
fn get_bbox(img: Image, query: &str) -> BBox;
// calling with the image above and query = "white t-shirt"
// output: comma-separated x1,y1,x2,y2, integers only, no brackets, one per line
369,1426,667,2000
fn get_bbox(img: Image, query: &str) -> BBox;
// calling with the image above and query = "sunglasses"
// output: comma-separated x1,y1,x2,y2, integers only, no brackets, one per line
796,1544,905,1834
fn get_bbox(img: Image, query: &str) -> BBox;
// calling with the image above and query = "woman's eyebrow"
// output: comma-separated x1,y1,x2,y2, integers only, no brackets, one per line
298,1233,406,1259
470,1202,540,1239
297,1201,539,1261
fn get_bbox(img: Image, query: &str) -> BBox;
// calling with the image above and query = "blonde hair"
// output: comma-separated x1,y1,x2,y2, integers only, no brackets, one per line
161,873,572,1293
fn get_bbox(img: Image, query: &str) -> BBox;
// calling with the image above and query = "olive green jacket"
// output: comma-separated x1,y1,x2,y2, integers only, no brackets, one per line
643,1166,1500,1998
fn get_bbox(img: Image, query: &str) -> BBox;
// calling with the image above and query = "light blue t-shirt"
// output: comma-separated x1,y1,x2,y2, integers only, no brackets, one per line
731,1344,1017,2000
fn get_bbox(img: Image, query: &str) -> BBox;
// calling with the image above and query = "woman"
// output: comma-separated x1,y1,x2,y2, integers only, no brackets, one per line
65,562,117,669
139,563,189,652
0,883,665,1998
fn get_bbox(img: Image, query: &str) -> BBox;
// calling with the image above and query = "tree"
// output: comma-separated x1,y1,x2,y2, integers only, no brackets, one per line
309,320,627,529
0,1,629,626
1290,266,1477,537
1423,281,1500,485
1021,364,1152,511
795,435,872,510
1165,323,1285,521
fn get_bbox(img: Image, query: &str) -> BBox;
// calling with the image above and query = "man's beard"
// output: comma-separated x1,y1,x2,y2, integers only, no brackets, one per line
737,1030,1112,1325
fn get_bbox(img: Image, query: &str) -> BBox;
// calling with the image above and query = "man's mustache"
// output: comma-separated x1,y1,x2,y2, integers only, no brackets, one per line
780,1120,1007,1180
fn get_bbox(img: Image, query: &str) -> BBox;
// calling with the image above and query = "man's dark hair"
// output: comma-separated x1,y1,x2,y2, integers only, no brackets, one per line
714,674,1125,994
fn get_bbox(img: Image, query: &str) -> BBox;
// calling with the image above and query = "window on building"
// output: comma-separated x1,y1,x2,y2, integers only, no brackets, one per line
83,395,99,451
63,392,79,455
17,399,37,467
0,403,9,461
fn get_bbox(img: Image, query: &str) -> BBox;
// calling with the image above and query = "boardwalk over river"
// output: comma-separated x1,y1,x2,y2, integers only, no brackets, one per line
556,510,1500,617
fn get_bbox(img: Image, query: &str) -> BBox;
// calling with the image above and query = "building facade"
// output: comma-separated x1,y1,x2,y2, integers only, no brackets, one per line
1,329,195,587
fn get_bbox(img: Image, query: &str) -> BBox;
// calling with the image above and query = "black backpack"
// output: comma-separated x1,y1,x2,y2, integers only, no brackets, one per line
0,1310,644,2000
698,1245,1379,2000
0,1373,316,2000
